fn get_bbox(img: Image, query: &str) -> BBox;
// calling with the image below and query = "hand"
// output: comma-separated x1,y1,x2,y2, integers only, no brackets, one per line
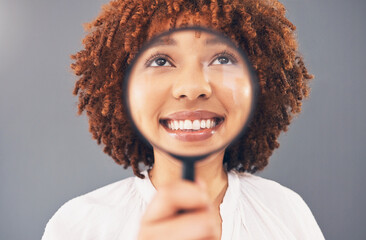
137,180,221,240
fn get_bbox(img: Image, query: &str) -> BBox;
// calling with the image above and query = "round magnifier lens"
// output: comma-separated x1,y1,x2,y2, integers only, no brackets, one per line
125,27,257,178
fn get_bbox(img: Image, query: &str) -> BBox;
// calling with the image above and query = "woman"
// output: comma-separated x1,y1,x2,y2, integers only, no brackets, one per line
42,0,325,239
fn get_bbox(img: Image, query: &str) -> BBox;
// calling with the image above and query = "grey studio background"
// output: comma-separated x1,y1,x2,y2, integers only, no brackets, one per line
0,0,365,239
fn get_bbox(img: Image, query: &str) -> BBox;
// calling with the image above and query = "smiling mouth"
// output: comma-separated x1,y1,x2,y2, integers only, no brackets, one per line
159,111,225,141
159,118,224,132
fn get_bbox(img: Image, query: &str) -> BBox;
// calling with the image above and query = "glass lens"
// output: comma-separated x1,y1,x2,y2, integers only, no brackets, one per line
126,27,256,157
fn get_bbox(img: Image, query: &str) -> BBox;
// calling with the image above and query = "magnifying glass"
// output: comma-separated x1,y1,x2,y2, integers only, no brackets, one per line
124,26,257,181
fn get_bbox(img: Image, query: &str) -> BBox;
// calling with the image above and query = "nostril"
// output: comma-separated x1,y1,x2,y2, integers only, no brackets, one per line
172,83,212,100
177,93,208,100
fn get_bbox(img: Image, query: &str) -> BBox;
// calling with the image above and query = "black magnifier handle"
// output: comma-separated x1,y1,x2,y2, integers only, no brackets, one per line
178,155,209,181
178,161,194,214
182,161,195,181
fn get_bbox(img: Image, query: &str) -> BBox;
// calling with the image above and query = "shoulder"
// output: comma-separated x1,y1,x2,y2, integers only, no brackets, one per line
42,176,144,240
233,171,312,215
230,171,325,239
60,175,137,210
234,171,302,203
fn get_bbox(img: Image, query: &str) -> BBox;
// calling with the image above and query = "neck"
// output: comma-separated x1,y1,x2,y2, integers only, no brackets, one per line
148,149,228,207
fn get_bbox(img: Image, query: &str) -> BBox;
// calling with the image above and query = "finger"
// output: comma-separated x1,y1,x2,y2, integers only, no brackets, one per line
140,209,219,240
142,180,210,223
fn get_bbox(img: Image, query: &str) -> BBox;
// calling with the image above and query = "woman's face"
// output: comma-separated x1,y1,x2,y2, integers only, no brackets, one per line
127,29,253,156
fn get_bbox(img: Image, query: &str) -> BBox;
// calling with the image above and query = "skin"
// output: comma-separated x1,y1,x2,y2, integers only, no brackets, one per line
135,18,253,240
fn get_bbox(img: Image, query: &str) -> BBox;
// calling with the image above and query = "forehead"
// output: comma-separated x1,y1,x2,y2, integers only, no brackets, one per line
148,31,232,48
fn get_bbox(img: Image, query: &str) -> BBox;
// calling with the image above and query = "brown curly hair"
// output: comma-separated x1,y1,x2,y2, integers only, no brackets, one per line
71,0,313,178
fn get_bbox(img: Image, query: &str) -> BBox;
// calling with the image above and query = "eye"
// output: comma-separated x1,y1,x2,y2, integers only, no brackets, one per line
209,51,238,66
145,53,175,68
211,56,232,65
150,57,172,67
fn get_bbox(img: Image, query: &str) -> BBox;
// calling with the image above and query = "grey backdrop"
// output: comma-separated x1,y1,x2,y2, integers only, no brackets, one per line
1,0,365,239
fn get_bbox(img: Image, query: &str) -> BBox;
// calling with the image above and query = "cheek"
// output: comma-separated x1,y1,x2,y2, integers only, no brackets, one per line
128,73,170,125
213,75,252,121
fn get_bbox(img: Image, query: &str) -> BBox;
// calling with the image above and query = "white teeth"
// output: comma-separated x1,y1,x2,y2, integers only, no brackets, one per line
184,120,192,130
206,119,211,128
179,120,184,130
200,120,206,128
173,120,179,130
192,120,200,130
166,118,219,130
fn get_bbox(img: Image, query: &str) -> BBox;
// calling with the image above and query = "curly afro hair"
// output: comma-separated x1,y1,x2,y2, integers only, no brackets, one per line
71,0,313,178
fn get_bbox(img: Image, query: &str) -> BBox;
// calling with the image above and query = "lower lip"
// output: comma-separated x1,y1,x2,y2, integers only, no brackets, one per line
162,122,223,142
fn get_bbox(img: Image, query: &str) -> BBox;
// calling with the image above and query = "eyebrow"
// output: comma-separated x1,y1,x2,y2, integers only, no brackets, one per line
205,37,228,46
149,37,177,48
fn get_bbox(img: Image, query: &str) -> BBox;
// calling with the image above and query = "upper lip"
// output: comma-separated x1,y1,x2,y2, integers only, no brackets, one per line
161,110,225,120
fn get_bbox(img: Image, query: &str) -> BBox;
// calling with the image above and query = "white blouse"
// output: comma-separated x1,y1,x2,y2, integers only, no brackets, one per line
42,170,325,240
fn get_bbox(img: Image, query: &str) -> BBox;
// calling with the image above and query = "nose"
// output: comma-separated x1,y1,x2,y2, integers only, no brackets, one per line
172,63,212,100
